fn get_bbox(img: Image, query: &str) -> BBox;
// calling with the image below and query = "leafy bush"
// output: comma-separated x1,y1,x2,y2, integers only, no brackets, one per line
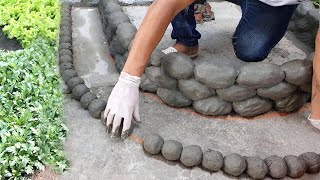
0,38,68,178
0,0,60,48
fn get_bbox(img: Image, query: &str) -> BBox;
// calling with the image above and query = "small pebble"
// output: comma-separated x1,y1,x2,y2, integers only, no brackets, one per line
80,92,97,109
264,155,287,178
223,153,246,177
246,156,268,179
161,140,183,161
88,99,107,119
298,152,320,173
180,145,203,167
62,69,77,82
67,77,84,91
72,84,90,101
284,155,307,178
201,149,223,172
143,134,164,155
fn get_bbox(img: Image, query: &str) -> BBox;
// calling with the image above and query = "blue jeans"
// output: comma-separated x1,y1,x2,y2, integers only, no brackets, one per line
171,0,297,62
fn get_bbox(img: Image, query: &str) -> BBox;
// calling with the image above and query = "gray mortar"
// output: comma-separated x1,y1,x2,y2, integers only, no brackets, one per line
274,92,310,112
264,155,288,179
80,92,97,109
245,156,268,179
298,152,320,174
223,153,246,177
281,59,313,85
284,155,307,178
201,150,223,172
62,69,78,82
143,134,164,155
162,53,195,79
161,140,183,161
236,63,285,88
180,145,203,167
194,62,238,89
233,96,273,117
178,79,212,101
157,88,192,107
67,77,85,91
216,85,256,102
145,66,177,90
257,82,298,100
88,99,107,119
193,96,232,116
72,84,90,101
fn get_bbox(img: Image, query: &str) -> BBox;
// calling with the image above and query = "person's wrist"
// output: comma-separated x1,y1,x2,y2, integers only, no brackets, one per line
119,71,141,87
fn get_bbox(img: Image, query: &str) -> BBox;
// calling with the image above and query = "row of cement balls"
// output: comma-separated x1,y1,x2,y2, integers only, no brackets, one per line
143,134,320,179
58,3,106,119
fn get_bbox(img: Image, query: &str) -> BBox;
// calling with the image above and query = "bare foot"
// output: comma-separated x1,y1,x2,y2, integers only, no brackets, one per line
173,43,199,57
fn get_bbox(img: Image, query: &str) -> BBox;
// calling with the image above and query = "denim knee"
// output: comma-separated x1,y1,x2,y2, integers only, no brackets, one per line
233,40,270,62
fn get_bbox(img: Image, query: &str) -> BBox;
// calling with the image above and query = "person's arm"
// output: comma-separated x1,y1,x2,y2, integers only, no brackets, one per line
123,0,195,76
311,29,320,119
104,0,195,139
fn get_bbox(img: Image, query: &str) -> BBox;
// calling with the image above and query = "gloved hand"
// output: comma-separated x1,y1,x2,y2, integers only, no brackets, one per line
103,72,141,139
308,114,320,130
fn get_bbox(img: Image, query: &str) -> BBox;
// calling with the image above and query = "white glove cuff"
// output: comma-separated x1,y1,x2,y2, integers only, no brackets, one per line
308,114,320,130
119,72,141,87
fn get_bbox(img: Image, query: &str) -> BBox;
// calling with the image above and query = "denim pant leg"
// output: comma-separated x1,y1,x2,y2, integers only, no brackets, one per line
171,3,201,47
231,0,297,62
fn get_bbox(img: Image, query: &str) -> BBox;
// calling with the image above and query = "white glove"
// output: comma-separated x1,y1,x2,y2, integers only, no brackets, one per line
308,114,320,131
103,72,141,139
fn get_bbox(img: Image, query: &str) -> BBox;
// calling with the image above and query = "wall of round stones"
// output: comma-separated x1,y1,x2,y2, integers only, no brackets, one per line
59,3,107,119
288,1,319,50
98,0,313,117
142,133,320,179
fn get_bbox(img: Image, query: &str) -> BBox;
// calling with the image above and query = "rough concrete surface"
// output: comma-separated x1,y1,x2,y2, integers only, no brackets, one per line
61,4,320,180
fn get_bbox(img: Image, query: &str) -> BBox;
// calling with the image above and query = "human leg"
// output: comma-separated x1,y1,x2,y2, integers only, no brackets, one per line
231,0,297,62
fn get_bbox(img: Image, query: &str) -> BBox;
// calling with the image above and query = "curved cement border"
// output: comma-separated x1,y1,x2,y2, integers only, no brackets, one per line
98,0,314,117
59,2,320,179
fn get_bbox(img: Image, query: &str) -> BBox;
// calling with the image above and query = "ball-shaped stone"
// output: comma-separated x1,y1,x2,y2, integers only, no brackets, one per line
202,150,223,172
298,152,320,173
62,69,77,82
162,52,195,79
143,134,164,155
246,156,268,179
80,92,97,109
264,155,287,178
284,155,307,178
180,145,203,167
67,77,84,91
88,99,107,119
223,153,246,177
72,84,90,101
161,140,183,161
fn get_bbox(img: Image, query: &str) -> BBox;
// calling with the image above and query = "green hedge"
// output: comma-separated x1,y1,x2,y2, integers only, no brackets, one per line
0,0,68,178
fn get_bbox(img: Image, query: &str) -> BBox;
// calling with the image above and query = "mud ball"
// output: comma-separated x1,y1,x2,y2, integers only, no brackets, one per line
72,84,89,101
264,155,287,178
60,29,71,37
59,62,74,73
281,59,313,85
162,52,195,79
284,155,307,178
60,26,71,33
59,54,72,64
298,152,320,173
180,145,203,167
105,2,122,15
116,22,137,49
59,42,72,50
245,156,268,179
88,99,107,119
223,153,246,177
59,49,72,57
59,35,72,44
80,92,97,109
161,140,183,161
62,69,77,82
67,77,84,91
201,150,223,172
143,134,164,155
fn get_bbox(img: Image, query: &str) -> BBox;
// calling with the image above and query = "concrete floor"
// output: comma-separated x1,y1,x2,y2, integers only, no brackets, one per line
62,3,320,180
